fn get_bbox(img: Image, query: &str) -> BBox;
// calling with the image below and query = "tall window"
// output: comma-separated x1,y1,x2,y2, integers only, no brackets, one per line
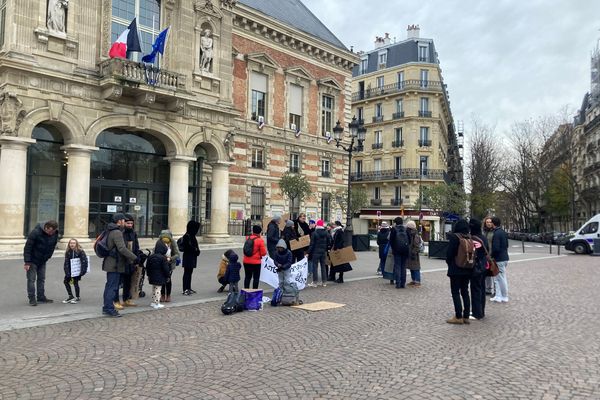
251,71,268,122
394,128,403,145
288,83,303,130
420,156,429,175
0,0,6,49
112,0,161,63
321,95,334,136
355,160,363,178
420,127,429,141
374,159,382,177
397,71,404,88
321,193,331,221
360,58,368,74
321,160,330,177
251,148,264,169
290,153,300,173
420,69,429,87
378,52,387,68
357,107,364,123
394,186,402,200
205,183,212,219
250,186,264,221
395,156,402,173
374,130,382,145
376,76,384,89
395,99,403,114
420,97,429,112
375,103,383,118
419,45,429,62
374,186,381,199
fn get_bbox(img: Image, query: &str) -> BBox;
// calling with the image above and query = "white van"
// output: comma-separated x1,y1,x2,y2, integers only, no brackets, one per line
565,214,600,254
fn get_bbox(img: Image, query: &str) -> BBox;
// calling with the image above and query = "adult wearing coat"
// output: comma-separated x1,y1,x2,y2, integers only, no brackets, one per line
294,213,311,260
242,225,267,289
376,221,390,275
282,220,303,262
406,220,422,287
180,220,201,296
266,216,282,258
328,221,352,283
469,218,489,320
158,229,180,302
445,219,473,324
23,220,59,305
307,219,331,286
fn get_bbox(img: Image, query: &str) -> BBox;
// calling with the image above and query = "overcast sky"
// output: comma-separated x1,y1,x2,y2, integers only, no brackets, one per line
303,0,600,136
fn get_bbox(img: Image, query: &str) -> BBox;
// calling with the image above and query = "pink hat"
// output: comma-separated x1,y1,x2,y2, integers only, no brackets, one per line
316,219,324,227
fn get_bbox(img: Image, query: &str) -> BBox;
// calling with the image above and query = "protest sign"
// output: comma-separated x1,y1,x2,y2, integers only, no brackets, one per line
329,246,357,266
288,257,308,290
289,234,310,251
70,258,82,277
259,256,279,288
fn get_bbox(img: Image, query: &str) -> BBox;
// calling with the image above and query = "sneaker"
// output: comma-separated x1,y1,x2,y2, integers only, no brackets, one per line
29,298,37,306
307,282,317,288
501,297,509,303
69,297,80,304
103,311,121,318
490,297,501,302
446,316,464,325
321,282,327,287
113,301,124,310
123,300,137,307
150,303,165,310
189,289,197,294
62,297,75,304
37,297,54,304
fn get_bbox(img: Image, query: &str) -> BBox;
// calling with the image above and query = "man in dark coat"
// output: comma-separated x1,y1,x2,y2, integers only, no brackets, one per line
102,213,138,317
23,220,59,306
446,219,473,324
180,220,201,295
490,217,510,303
469,218,489,320
118,214,143,307
266,216,282,258
328,221,352,283
307,219,331,286
389,217,410,288
376,221,390,275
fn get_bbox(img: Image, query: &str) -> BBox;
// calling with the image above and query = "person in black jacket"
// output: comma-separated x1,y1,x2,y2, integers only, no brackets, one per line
307,219,331,287
389,217,410,288
282,220,303,262
118,214,143,307
490,217,510,303
62,238,88,304
146,240,171,310
180,220,201,296
273,239,294,288
376,221,390,275
23,220,59,306
469,218,489,320
328,221,352,283
294,213,311,261
223,251,241,293
446,219,473,324
266,216,282,258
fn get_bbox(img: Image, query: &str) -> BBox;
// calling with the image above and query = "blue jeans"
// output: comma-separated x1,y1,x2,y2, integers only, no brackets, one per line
102,271,121,313
393,254,406,288
410,269,421,283
378,257,385,273
494,261,509,298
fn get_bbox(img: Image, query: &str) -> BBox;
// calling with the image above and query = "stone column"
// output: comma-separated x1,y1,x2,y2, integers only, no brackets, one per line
166,156,195,238
205,162,232,243
61,145,98,244
0,136,36,250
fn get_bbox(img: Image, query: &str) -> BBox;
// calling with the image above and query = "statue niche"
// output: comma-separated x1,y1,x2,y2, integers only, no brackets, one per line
47,0,69,35
199,27,214,74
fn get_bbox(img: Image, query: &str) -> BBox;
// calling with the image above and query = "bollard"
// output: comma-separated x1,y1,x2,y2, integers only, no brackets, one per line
558,243,560,255
549,241,552,254
522,238,525,253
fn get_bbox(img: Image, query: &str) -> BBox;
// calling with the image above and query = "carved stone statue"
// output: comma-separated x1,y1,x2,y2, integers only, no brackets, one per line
223,131,235,161
200,29,214,73
47,0,69,35
0,92,24,136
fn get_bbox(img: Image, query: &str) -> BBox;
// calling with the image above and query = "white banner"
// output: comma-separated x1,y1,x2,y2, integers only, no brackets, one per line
260,256,279,289
70,258,81,277
288,257,308,291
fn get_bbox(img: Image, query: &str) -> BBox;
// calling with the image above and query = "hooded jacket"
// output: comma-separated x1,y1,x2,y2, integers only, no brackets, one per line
273,240,293,271
159,230,180,270
23,222,59,266
266,219,281,253
446,219,473,277
307,226,330,259
146,240,170,285
102,223,137,273
223,252,241,283
63,248,88,278
181,221,201,268
376,227,390,259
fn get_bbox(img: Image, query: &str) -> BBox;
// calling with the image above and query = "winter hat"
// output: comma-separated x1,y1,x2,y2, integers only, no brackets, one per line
309,219,316,225
316,219,324,227
124,213,134,222
380,221,389,229
285,220,294,227
252,225,262,234
272,215,282,222
112,213,126,223
406,220,417,229
276,239,287,249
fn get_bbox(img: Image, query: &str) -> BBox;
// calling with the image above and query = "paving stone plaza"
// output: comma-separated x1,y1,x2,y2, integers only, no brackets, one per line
0,248,598,399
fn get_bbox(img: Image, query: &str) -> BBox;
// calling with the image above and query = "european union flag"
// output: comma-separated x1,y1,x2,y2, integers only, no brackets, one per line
142,27,170,64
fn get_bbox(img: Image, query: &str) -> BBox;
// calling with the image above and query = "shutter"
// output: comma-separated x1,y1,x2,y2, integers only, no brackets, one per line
289,84,303,116
251,72,268,92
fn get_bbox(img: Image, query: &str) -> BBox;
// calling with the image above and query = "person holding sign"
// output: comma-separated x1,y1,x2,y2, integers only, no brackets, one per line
62,239,88,304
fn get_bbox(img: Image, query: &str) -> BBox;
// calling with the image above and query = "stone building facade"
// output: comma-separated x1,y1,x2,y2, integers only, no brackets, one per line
0,0,356,252
349,26,462,240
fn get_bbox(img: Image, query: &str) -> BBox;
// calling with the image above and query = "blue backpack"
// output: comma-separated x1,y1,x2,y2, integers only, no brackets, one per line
271,287,283,306
94,229,112,258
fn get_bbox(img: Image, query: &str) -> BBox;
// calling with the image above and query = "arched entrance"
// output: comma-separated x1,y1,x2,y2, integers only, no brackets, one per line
25,124,67,234
89,129,170,237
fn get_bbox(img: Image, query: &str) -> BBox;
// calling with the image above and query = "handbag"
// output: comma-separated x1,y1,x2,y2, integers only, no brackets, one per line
479,239,499,277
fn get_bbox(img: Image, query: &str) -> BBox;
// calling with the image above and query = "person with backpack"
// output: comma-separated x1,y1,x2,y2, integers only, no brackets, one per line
389,217,410,289
266,216,282,258
146,239,171,310
469,218,489,320
307,219,331,287
23,220,59,306
274,239,301,306
445,219,474,324
376,221,390,275
405,220,422,287
158,230,180,303
242,225,267,289
62,238,88,304
101,213,138,317
179,220,201,296
490,217,510,303
328,221,352,283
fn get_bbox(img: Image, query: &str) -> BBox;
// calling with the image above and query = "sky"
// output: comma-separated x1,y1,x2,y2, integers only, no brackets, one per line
303,0,600,136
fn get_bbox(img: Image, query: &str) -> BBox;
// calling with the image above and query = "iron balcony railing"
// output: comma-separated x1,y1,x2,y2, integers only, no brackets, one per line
392,140,404,148
370,199,382,206
99,58,182,91
390,198,402,206
372,115,384,123
372,143,383,150
392,111,405,119
418,110,432,117
419,139,432,147
352,80,443,101
350,168,445,182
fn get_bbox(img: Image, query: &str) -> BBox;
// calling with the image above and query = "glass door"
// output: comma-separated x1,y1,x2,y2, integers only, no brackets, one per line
125,188,148,236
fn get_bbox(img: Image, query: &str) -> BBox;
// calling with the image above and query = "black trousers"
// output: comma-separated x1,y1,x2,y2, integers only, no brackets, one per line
470,273,486,319
450,276,470,319
64,276,81,298
182,266,194,291
243,263,261,289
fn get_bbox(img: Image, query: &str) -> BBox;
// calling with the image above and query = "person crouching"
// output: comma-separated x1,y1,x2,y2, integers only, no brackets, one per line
273,239,293,287
223,251,241,293
146,240,171,310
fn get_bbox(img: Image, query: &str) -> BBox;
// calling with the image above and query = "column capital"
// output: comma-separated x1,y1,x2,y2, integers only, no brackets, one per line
209,161,235,169
60,144,99,154
0,136,36,149
164,155,197,164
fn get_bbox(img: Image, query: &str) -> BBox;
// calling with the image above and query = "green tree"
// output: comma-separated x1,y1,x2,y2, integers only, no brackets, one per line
417,183,467,239
278,172,312,215
544,164,571,219
335,187,369,217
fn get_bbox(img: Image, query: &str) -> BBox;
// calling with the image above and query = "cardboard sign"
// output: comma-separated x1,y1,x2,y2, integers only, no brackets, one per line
279,214,290,231
262,213,290,234
289,234,310,250
329,246,357,266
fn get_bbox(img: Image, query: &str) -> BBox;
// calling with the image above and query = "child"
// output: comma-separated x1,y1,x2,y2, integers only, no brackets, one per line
146,240,171,310
223,250,241,293
217,249,235,292
62,239,88,304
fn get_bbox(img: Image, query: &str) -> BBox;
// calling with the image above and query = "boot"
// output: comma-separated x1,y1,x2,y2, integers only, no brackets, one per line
335,273,344,284
446,316,464,325
165,295,171,303
217,285,225,293
113,301,124,310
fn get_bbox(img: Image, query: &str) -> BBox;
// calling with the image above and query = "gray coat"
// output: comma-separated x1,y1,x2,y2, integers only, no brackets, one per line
406,228,421,270
102,223,137,273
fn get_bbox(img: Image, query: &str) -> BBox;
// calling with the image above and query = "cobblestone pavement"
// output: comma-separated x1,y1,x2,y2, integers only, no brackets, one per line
1,254,598,399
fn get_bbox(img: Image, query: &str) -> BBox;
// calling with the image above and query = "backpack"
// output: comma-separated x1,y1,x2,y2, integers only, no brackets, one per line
94,229,114,258
393,225,410,255
176,235,185,252
243,236,256,257
271,287,283,306
221,292,246,315
455,233,475,269
280,281,300,306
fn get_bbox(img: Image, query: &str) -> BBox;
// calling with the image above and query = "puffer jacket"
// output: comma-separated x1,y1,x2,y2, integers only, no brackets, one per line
217,254,229,280
102,223,137,273
223,253,241,283
146,241,170,286
272,248,293,271
24,223,59,266
307,227,330,259
242,234,267,265
159,230,180,270
63,249,88,278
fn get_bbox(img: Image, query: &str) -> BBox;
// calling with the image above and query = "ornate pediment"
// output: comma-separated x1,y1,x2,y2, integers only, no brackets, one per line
318,77,342,91
284,66,314,82
194,0,223,18
246,52,280,71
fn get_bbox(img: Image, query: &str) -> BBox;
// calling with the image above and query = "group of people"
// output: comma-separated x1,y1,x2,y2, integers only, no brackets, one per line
445,216,509,324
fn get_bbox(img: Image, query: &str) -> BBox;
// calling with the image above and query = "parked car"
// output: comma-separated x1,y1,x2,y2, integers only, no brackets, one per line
565,214,600,254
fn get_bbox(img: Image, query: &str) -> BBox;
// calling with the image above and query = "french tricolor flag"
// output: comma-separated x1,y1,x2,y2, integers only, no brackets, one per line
109,18,142,59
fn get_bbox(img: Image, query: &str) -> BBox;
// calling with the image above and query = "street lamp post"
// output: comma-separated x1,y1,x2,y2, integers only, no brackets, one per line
332,116,366,246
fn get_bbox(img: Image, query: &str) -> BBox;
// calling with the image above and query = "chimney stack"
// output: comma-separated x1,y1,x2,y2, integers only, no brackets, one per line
407,24,420,39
